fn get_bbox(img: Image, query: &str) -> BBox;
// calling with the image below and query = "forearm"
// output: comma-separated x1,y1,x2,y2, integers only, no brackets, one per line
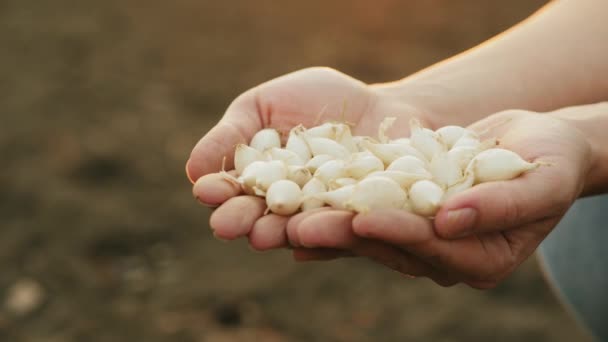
552,103,608,196
373,0,608,127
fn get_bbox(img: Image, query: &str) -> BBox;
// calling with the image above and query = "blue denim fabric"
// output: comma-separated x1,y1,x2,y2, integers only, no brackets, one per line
538,195,608,341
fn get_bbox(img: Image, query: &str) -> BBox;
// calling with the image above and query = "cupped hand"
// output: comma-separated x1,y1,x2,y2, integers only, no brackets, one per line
289,107,594,288
187,67,427,249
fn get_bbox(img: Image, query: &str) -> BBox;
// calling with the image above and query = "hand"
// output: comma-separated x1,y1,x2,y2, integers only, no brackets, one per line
289,108,594,288
187,67,429,250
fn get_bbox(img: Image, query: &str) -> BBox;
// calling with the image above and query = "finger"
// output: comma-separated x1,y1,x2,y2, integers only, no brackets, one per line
434,163,571,239
209,196,267,240
295,210,357,248
186,91,262,182
186,162,196,184
354,209,483,278
248,214,290,251
292,248,354,261
192,171,241,207
352,209,436,245
353,208,540,283
352,209,457,268
297,210,457,283
461,217,562,289
353,241,452,282
285,207,333,247
354,209,457,262
292,244,455,286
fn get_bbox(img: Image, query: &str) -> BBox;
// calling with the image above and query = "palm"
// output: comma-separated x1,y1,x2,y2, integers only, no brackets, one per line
188,67,428,253
253,68,372,133
447,111,589,285
188,67,424,180
351,111,591,288
251,67,421,142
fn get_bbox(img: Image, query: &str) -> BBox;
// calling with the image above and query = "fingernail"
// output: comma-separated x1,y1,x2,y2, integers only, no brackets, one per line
185,159,195,184
445,207,477,238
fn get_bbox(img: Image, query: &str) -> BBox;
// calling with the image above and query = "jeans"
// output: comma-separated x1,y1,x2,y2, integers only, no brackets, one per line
538,195,608,341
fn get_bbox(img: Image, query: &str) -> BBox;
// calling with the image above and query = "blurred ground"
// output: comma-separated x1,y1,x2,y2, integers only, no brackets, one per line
0,0,593,341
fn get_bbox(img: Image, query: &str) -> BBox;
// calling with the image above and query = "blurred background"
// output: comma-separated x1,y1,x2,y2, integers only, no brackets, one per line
0,0,593,341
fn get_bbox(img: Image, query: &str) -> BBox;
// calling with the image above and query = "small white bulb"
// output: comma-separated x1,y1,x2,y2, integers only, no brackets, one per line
469,148,539,183
444,170,475,200
387,155,430,177
306,137,351,159
313,159,347,185
287,165,312,187
286,125,312,162
328,177,358,190
366,170,428,189
266,180,303,216
305,122,336,138
447,146,478,171
266,147,305,166
409,118,446,160
301,178,328,211
334,123,357,152
346,177,407,214
409,180,444,217
306,122,353,148
346,154,384,179
390,138,411,146
239,160,287,195
436,125,466,148
451,131,481,149
362,139,427,166
315,185,355,210
249,128,281,152
350,150,376,159
429,151,463,188
305,154,335,173
234,144,265,176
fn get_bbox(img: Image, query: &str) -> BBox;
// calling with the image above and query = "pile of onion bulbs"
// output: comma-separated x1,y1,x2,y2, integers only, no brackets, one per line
220,118,539,217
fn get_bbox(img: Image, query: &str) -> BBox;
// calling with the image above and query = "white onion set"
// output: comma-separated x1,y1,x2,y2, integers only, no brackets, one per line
220,118,541,217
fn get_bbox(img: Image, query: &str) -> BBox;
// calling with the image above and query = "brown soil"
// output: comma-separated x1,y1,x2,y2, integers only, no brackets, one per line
0,0,592,341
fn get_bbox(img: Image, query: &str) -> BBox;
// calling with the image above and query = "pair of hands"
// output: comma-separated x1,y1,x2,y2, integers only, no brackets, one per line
186,67,592,289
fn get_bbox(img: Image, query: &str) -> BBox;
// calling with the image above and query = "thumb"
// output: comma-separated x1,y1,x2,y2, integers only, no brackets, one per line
186,90,261,182
434,166,571,239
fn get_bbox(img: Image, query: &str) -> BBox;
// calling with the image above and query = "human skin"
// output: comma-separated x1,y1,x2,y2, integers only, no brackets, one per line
187,0,608,287
289,105,606,288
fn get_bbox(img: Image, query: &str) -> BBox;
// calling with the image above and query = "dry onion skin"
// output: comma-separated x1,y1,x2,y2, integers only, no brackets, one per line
218,117,541,217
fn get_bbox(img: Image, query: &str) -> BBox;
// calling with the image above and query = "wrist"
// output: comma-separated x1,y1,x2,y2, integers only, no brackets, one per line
549,104,608,196
369,77,498,129
368,80,450,130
